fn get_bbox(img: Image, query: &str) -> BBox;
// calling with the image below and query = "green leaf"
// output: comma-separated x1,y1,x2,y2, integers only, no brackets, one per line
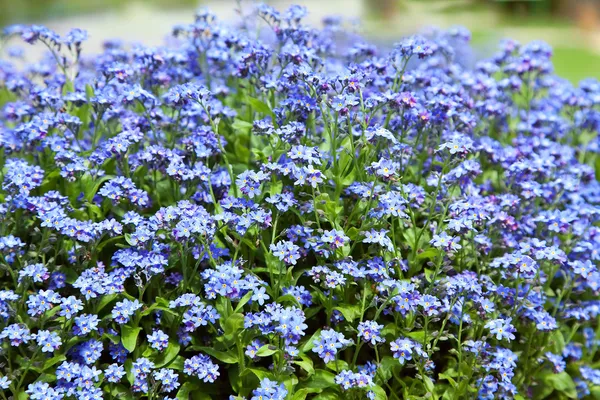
152,341,181,368
407,330,426,343
38,373,56,383
234,138,251,164
550,330,566,354
247,96,274,116
378,356,398,382
325,359,348,373
304,369,336,389
177,382,199,400
294,355,315,375
302,329,322,353
246,367,275,381
418,248,440,261
589,387,600,400
96,293,118,313
229,365,242,393
234,291,254,313
370,385,388,400
216,296,234,320
223,313,245,338
424,268,435,283
169,356,186,371
231,118,253,132
121,326,142,352
543,372,577,399
43,354,66,371
269,179,283,196
423,376,435,393
195,346,238,364
439,372,457,388
283,375,299,396
312,390,339,400
256,345,278,357
291,388,311,400
333,305,361,322
346,227,360,241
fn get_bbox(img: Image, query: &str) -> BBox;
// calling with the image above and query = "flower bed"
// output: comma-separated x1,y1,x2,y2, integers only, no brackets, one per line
1,3,600,400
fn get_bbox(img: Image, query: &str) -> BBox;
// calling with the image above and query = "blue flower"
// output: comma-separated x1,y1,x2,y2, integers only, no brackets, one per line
148,329,169,351
485,318,516,342
0,376,11,390
34,330,62,353
73,314,100,336
358,321,385,346
252,287,270,306
105,363,126,383
112,299,142,324
312,329,353,363
251,378,288,400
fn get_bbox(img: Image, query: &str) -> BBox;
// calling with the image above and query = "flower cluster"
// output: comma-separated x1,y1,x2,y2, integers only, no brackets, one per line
1,3,600,399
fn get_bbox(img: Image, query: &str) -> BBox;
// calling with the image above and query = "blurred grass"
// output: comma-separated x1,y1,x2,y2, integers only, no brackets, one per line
0,0,198,25
551,47,600,84
472,30,600,83
1,0,599,84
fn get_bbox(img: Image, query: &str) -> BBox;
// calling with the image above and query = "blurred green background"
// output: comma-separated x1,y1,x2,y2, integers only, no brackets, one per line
1,0,600,84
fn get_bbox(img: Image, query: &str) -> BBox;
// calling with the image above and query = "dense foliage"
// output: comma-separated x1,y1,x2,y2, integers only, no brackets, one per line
1,3,600,399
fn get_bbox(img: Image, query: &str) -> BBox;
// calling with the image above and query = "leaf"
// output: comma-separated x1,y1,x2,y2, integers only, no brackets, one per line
152,341,181,368
247,96,274,116
256,345,278,357
38,373,56,383
246,367,275,381
96,235,124,253
407,330,426,343
169,356,186,371
424,268,435,283
302,329,322,353
333,305,361,322
418,248,440,260
291,388,311,400
229,365,242,393
195,346,238,364
96,293,118,313
294,355,315,376
303,369,336,389
231,118,253,132
378,356,398,381
325,359,348,373
177,382,199,400
346,227,360,241
223,313,245,338
282,375,299,396
312,390,340,400
215,296,233,320
550,330,566,354
423,376,435,393
106,383,135,400
543,372,577,399
234,291,253,313
234,138,251,164
43,354,66,371
589,387,600,400
381,323,400,338
121,326,142,352
369,385,388,400
439,372,457,388
269,179,283,196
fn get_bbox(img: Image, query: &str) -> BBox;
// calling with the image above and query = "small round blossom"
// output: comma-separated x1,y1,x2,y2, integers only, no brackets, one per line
357,321,385,346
